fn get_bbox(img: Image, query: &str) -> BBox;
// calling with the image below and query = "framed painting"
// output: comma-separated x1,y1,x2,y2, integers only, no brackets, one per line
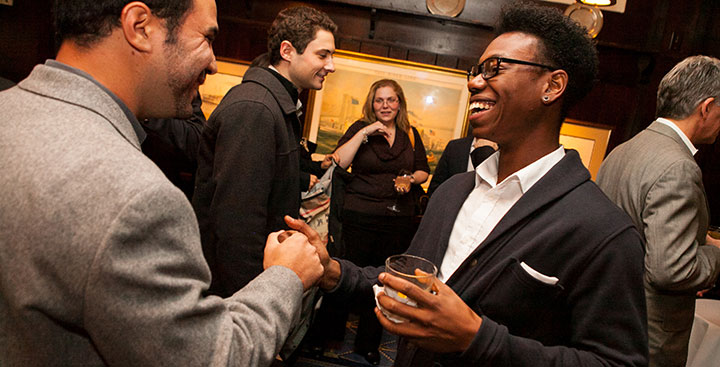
198,58,250,119
560,118,612,180
303,50,470,174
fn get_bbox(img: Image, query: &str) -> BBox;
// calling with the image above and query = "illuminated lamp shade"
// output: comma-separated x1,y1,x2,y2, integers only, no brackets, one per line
577,0,617,5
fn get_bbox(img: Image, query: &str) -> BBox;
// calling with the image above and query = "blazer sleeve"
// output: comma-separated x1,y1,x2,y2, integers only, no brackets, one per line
84,183,304,366
643,159,720,291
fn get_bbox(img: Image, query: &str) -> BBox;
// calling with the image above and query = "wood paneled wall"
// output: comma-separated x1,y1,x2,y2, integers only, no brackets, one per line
211,0,717,150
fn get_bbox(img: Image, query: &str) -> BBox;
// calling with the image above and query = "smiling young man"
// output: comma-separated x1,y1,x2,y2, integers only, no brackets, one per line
193,6,337,296
290,2,648,366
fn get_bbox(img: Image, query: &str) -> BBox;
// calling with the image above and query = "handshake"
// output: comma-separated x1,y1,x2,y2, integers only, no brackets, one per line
266,217,483,355
263,216,336,291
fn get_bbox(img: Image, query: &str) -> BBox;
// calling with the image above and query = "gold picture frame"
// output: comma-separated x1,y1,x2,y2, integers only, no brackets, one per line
198,58,250,119
303,50,470,174
560,118,612,180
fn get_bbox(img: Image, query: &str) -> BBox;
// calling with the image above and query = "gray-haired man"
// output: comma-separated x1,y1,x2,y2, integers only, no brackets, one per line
598,55,720,367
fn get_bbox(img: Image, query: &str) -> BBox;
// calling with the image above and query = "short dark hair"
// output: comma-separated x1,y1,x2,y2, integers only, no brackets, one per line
267,6,337,66
54,0,194,48
497,1,598,115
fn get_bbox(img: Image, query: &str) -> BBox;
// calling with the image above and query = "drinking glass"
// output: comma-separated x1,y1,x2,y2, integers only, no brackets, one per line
383,254,438,304
387,169,412,213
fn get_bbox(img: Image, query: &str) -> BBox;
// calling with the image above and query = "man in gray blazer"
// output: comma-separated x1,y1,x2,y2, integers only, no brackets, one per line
597,55,720,367
0,0,323,366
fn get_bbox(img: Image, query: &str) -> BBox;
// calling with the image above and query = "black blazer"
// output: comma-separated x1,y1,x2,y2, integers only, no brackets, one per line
335,150,647,367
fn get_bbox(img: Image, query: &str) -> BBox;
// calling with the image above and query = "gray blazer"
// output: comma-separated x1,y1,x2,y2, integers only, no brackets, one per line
0,63,304,366
597,121,720,365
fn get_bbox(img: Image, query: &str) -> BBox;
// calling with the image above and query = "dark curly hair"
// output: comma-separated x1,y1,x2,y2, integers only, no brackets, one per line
267,6,337,65
54,0,193,48
498,1,598,115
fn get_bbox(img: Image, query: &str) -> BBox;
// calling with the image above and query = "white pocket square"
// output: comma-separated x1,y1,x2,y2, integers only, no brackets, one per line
520,262,559,285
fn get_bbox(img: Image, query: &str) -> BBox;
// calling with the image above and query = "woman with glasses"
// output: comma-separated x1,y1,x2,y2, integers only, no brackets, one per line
326,79,430,364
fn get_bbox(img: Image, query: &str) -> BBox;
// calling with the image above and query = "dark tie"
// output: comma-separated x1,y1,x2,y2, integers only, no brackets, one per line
471,146,495,168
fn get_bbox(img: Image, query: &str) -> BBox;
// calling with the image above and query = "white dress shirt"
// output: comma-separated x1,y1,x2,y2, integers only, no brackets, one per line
656,117,698,156
438,146,566,282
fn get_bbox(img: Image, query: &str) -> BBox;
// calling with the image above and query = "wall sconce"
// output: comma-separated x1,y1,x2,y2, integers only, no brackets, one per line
578,0,616,5
564,0,616,38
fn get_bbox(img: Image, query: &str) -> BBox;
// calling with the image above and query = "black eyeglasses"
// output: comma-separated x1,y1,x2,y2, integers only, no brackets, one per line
467,57,557,81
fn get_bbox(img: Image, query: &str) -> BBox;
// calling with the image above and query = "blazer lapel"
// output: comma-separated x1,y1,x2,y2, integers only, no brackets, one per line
424,171,476,266
18,64,142,150
488,151,588,243
446,150,590,286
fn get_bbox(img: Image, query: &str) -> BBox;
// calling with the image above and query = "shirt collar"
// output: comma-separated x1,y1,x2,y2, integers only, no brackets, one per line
45,60,146,144
267,65,300,105
476,145,566,193
656,117,698,156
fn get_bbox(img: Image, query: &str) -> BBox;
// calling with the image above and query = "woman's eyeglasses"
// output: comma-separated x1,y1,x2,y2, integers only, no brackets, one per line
374,97,399,105
467,57,557,81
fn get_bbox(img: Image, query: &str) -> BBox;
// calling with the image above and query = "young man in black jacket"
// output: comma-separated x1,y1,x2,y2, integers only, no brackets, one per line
193,6,337,296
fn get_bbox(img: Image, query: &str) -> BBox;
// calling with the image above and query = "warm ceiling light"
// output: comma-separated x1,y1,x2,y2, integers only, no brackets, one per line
578,0,617,6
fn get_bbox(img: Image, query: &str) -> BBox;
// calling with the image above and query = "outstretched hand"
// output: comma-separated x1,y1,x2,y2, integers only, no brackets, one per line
284,216,341,290
375,272,482,353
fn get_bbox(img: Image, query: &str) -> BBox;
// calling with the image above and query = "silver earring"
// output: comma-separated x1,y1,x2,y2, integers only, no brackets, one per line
542,95,550,102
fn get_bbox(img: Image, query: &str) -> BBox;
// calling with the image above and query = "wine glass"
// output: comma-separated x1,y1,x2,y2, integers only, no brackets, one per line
387,169,412,213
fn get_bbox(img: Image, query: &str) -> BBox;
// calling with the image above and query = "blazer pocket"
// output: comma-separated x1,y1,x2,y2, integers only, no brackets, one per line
475,258,564,335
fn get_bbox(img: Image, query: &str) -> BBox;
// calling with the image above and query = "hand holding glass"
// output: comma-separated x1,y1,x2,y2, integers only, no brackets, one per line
376,254,438,322
387,169,412,213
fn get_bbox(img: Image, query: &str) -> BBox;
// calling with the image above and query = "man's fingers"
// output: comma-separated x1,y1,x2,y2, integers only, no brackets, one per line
266,230,281,246
380,272,435,306
284,215,321,243
284,215,308,230
277,230,298,243
377,292,422,323
284,231,308,244
374,307,427,340
415,269,434,286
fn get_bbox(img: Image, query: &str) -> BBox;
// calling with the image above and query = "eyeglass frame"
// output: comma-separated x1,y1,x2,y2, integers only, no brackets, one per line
467,57,558,81
373,97,400,106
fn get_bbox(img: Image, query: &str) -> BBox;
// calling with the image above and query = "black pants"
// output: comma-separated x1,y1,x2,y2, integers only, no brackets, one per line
342,210,415,352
